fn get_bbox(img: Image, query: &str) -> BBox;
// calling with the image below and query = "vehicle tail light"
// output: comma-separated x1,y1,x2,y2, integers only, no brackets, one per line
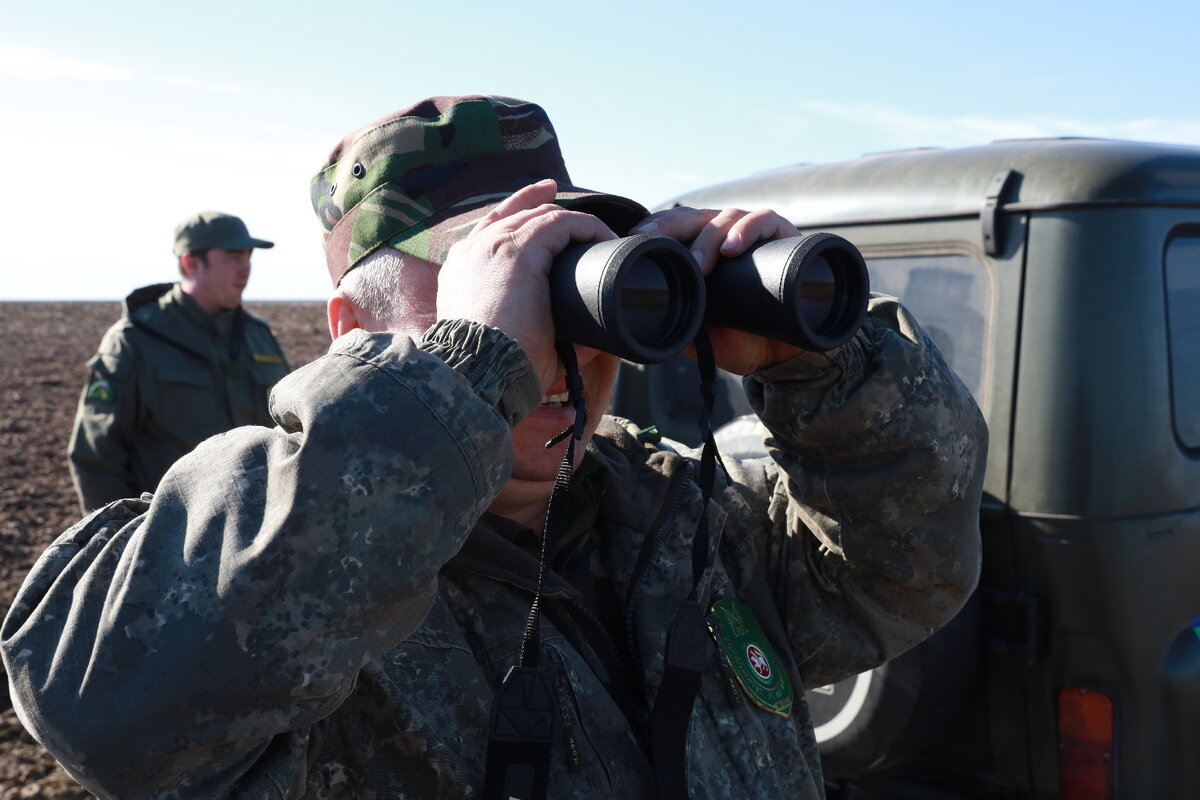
1058,687,1114,800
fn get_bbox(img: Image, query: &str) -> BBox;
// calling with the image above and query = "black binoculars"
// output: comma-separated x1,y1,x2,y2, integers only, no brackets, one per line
550,232,871,364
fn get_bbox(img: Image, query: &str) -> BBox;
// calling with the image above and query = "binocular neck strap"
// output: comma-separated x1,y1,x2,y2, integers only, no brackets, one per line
691,329,721,587
483,340,586,800
651,329,725,800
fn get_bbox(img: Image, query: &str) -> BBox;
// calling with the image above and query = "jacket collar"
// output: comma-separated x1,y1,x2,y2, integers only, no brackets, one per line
447,447,616,598
172,284,241,339
125,282,241,353
449,514,582,601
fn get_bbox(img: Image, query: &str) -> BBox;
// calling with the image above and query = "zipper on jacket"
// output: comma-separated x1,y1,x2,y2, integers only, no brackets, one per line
564,599,644,726
547,645,584,772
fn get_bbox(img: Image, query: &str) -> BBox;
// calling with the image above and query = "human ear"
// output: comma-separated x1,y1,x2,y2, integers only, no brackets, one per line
179,253,199,279
327,292,364,341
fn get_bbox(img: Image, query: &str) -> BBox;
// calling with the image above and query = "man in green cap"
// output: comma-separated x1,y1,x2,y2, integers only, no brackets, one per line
7,97,985,799
66,211,291,512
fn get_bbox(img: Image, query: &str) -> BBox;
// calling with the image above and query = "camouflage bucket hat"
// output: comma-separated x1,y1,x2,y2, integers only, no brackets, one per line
173,211,273,256
311,95,650,285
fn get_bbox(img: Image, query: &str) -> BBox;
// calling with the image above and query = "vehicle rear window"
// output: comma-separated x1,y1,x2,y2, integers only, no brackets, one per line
1165,235,1200,449
865,253,991,412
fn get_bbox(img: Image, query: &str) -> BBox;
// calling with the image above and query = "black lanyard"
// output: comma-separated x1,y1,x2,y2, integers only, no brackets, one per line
483,341,587,800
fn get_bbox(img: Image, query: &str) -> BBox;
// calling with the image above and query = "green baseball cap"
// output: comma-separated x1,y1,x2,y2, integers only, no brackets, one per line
311,95,649,286
173,211,274,256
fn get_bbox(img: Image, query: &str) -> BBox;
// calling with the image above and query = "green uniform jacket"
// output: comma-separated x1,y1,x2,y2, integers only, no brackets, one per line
67,282,291,512
5,297,986,799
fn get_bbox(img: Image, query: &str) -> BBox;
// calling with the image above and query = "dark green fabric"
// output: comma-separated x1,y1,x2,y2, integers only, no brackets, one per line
67,283,291,512
172,211,273,255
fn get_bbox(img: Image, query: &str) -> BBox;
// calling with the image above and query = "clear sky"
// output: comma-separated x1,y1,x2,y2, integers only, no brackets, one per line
2,0,1197,301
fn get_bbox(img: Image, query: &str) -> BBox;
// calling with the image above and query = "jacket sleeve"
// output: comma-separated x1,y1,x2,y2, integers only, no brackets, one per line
67,326,141,513
720,295,987,689
3,321,541,799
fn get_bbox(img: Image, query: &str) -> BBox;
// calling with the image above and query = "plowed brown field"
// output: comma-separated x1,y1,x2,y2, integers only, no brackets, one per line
0,300,329,798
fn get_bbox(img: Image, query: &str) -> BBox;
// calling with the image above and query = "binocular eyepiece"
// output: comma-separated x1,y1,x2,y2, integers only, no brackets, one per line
550,232,871,364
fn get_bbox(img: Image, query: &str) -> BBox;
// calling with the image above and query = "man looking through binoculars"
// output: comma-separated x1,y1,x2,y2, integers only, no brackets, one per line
4,95,987,800
334,178,813,529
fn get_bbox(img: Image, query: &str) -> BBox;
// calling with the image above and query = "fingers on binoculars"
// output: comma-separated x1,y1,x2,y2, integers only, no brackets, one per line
630,206,719,240
473,181,617,250
472,179,560,233
630,207,800,273
687,208,789,273
716,209,801,255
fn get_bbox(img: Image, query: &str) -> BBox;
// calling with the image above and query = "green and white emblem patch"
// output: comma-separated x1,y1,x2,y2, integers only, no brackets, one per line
708,597,793,717
86,380,113,402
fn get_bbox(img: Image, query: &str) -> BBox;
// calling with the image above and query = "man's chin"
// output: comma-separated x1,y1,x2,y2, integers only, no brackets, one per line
508,459,569,485
510,408,591,483
510,440,587,484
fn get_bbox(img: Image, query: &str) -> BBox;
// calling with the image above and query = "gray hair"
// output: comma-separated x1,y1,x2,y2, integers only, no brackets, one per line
339,248,421,330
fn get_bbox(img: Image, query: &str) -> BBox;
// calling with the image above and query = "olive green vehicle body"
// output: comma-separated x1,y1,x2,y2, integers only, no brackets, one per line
614,138,1200,798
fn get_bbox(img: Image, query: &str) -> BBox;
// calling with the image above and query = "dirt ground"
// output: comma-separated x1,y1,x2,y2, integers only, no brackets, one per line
0,300,329,798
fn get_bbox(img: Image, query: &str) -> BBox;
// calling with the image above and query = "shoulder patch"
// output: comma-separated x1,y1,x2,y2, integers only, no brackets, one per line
86,379,114,402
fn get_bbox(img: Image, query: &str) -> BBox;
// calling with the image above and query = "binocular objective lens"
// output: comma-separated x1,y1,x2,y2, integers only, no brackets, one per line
619,254,678,346
797,254,838,332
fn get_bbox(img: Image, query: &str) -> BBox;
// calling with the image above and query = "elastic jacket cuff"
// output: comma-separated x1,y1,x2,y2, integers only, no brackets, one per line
420,319,542,427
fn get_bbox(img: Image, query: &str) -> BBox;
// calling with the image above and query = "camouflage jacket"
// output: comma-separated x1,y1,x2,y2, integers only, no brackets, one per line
5,297,986,799
67,283,291,513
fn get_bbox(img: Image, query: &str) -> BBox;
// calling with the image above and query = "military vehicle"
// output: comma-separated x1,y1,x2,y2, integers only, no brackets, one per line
612,138,1200,799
